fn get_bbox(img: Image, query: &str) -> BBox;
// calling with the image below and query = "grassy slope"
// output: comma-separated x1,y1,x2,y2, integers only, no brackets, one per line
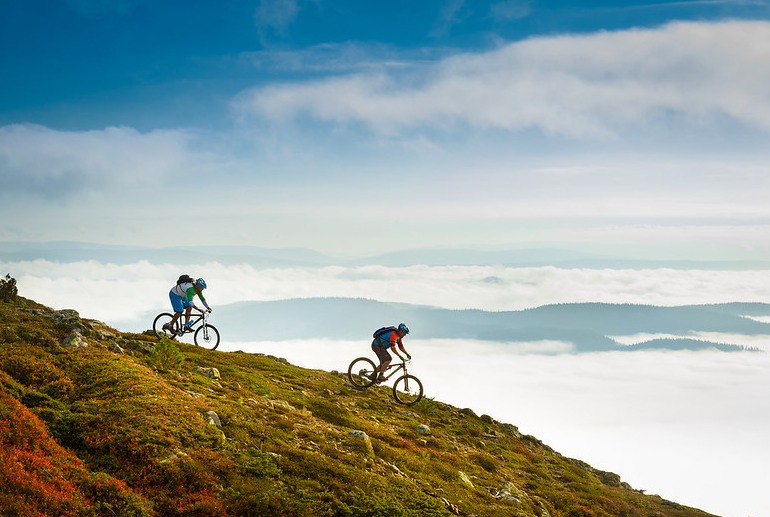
0,296,718,517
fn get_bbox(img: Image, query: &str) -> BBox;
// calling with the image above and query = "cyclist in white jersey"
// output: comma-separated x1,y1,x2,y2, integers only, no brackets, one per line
163,275,211,334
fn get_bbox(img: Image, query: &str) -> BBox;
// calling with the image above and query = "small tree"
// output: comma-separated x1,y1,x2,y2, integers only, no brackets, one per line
0,274,18,302
150,337,184,372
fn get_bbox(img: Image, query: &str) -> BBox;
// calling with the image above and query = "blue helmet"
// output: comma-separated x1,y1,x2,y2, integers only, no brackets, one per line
195,278,207,289
398,323,409,335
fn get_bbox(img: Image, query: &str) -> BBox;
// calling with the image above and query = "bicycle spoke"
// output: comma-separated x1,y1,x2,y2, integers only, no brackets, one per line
393,374,423,405
347,357,377,389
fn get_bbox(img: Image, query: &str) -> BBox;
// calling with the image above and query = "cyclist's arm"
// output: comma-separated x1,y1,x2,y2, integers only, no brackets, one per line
184,286,200,310
396,336,412,360
196,291,211,310
390,333,409,361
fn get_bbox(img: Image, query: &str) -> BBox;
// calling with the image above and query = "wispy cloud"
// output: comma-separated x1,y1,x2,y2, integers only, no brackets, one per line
0,125,198,200
490,0,532,22
237,21,770,138
254,0,300,39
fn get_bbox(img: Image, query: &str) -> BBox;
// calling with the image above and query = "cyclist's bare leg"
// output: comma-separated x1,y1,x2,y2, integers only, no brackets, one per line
166,312,183,328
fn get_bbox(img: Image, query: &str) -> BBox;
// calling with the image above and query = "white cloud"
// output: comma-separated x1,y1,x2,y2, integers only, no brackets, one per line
6,260,770,329
237,21,770,138
0,124,197,200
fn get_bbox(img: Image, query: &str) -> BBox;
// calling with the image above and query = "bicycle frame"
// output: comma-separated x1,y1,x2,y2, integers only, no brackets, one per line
378,361,409,381
179,309,208,334
153,308,220,350
346,356,423,404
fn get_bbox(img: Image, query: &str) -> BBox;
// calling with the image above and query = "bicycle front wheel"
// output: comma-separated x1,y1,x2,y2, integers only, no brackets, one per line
347,357,377,389
194,324,220,350
393,374,423,405
153,313,178,339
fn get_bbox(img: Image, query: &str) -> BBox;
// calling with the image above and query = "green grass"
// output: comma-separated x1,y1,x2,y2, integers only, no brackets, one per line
0,294,719,517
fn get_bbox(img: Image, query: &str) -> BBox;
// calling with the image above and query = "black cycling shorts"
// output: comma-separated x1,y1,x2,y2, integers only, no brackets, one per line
371,343,392,365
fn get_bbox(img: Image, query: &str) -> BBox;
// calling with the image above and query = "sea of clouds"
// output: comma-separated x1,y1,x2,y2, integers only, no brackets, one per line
3,259,770,517
6,259,770,326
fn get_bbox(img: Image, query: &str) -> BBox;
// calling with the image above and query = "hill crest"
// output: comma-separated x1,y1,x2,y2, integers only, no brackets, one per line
0,294,718,516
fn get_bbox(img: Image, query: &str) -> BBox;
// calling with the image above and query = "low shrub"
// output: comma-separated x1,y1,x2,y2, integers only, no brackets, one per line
150,337,184,372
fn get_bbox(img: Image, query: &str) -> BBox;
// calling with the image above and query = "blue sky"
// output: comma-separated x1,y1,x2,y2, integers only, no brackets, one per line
2,0,770,257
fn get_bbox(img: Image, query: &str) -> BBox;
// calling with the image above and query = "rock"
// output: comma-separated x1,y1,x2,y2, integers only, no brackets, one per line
348,430,375,457
61,333,88,349
194,366,221,379
594,469,622,487
205,411,222,427
416,424,431,435
110,343,125,354
500,423,521,438
387,463,406,477
441,497,461,515
493,481,522,503
97,330,116,340
458,471,474,488
51,309,91,334
269,399,296,411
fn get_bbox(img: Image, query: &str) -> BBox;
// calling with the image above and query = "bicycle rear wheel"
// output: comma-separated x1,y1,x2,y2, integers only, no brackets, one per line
194,324,220,350
393,374,423,405
152,313,178,339
347,357,377,389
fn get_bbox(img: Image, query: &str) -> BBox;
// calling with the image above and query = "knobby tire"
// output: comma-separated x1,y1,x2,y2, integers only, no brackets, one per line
347,357,377,389
392,374,423,405
152,313,178,340
194,324,220,350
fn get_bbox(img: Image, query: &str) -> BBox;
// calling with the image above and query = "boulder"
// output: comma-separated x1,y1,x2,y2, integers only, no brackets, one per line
194,366,221,379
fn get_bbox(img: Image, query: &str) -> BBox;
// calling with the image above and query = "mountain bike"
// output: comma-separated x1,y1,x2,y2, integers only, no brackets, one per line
152,309,220,350
347,357,423,405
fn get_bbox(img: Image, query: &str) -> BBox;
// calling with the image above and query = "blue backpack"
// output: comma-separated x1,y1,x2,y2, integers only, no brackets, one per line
373,326,397,339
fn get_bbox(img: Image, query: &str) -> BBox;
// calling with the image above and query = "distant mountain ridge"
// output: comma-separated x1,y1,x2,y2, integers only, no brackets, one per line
202,298,770,353
3,241,770,269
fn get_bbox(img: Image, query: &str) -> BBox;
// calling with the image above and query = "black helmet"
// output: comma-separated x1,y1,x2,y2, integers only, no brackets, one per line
177,274,194,284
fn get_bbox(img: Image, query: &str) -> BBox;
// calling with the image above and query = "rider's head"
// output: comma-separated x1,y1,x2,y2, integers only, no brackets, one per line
195,278,207,290
397,323,409,336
